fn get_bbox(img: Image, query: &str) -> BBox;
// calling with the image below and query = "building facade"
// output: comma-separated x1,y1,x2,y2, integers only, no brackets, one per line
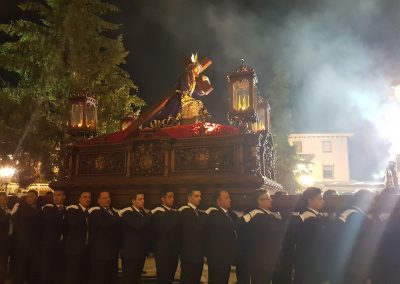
288,133,353,183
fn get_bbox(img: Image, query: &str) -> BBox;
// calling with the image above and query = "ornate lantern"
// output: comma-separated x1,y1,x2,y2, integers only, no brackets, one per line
68,91,97,136
256,98,271,132
227,61,259,132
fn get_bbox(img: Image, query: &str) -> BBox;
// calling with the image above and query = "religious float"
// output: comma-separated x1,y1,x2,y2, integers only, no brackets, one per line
50,55,282,209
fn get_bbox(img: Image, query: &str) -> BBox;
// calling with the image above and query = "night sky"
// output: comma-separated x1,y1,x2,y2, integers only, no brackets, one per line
2,0,400,180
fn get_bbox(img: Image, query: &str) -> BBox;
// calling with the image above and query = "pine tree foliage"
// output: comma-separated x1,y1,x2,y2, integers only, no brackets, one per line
268,64,300,192
0,0,144,184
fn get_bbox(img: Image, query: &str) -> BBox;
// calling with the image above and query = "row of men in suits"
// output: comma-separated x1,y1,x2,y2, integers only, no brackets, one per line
289,187,400,284
0,187,276,284
0,189,72,284
1,186,397,284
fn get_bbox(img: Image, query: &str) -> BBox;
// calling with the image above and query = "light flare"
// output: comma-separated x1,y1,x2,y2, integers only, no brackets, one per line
0,167,16,178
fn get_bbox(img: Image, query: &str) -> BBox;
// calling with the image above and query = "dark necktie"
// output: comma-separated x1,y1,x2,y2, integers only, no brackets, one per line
83,209,89,245
139,209,145,217
4,208,12,235
226,211,232,222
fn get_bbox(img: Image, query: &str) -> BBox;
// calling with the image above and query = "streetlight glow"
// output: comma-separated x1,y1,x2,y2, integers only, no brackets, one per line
298,174,315,187
0,167,16,178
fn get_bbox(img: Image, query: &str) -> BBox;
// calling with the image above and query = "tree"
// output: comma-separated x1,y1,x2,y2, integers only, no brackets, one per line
0,0,144,185
267,64,299,192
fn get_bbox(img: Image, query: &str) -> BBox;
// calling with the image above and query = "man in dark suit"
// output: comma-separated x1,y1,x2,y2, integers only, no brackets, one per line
64,191,91,284
151,188,180,284
179,187,208,284
247,190,284,284
11,189,42,284
40,189,66,284
0,192,11,283
206,190,241,284
206,191,263,284
294,187,327,284
379,191,400,284
119,191,152,284
88,191,120,284
331,189,375,284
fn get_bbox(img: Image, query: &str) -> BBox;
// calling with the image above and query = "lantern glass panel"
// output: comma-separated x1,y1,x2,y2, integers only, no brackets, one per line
71,102,83,127
251,121,258,132
233,79,250,111
257,108,266,131
253,85,258,109
86,103,97,128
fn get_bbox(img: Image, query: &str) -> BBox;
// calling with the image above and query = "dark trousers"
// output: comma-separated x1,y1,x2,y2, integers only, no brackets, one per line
273,268,293,284
208,266,231,284
272,255,294,284
180,260,203,284
14,243,40,284
8,236,16,281
294,273,322,284
40,245,64,284
89,258,118,284
343,273,368,284
122,257,145,284
64,250,90,284
156,255,178,284
251,269,274,284
0,252,8,284
236,263,250,284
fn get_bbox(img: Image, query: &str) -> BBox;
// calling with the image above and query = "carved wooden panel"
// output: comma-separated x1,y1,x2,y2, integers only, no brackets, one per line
132,142,165,176
78,152,126,176
243,144,259,175
173,146,234,172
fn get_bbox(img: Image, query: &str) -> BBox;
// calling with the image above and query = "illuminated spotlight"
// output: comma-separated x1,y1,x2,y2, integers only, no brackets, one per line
296,163,307,171
298,175,315,187
372,174,380,180
0,167,16,178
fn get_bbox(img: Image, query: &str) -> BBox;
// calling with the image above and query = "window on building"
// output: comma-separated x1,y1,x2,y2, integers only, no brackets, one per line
322,141,332,153
293,141,302,153
323,165,334,179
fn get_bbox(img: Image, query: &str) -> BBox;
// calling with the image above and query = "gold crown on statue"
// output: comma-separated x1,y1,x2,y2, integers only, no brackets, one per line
187,52,201,70
191,53,199,64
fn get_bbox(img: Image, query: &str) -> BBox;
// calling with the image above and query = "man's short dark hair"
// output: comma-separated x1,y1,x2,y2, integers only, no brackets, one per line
53,189,65,194
253,189,268,203
97,190,110,199
303,187,322,203
323,189,339,199
160,187,174,197
213,189,229,202
187,187,202,196
27,190,38,197
79,191,91,197
274,190,288,196
353,189,375,206
131,191,144,200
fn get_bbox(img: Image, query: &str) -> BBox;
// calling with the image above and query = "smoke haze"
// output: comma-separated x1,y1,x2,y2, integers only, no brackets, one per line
116,0,400,180
2,0,400,180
